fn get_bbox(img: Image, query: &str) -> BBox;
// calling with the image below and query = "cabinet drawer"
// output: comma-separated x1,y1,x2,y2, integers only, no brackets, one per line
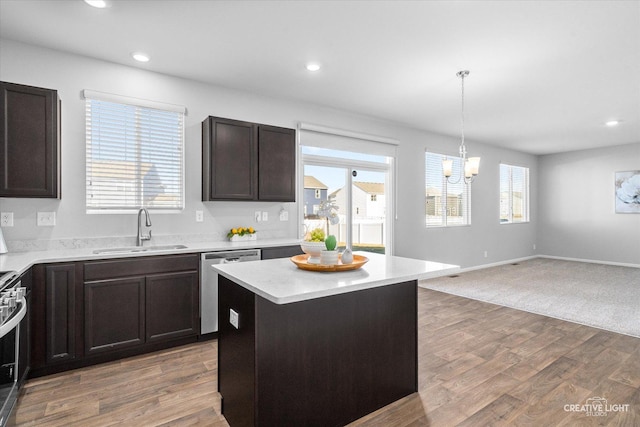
261,245,303,260
85,254,199,281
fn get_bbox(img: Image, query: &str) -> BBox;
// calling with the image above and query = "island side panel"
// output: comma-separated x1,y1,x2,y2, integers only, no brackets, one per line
218,275,256,427
255,280,418,427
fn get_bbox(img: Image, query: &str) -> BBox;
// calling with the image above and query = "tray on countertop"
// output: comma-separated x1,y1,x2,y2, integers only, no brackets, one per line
290,254,368,272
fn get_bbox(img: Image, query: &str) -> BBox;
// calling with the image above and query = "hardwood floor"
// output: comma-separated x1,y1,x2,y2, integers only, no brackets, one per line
14,288,640,426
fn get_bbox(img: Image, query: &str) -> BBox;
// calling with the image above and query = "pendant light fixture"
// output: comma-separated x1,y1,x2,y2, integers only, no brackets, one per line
443,70,480,184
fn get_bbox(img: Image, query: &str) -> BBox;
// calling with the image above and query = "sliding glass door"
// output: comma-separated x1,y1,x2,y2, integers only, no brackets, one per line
302,148,391,254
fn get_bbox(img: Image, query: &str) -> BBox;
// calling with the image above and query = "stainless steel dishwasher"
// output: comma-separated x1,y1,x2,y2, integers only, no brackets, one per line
201,249,261,335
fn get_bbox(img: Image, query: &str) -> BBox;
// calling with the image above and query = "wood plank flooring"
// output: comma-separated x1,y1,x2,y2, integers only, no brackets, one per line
13,288,640,426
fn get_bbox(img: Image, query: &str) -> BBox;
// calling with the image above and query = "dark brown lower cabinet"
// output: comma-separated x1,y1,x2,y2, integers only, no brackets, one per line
30,254,200,378
44,264,79,364
218,276,418,427
85,277,145,355
83,254,199,357
17,269,32,384
260,245,303,260
30,262,83,375
146,271,199,343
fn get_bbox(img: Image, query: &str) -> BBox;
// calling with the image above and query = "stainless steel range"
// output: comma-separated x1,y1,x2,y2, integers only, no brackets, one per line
0,271,27,427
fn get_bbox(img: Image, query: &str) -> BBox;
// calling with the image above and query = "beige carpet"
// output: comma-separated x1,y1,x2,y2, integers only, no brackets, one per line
420,257,640,338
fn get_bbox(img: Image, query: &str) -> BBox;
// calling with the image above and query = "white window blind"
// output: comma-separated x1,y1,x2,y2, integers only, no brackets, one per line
500,163,529,223
425,151,470,227
84,91,185,212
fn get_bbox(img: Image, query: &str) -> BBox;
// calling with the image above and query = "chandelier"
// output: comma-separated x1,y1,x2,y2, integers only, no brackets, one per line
443,70,480,184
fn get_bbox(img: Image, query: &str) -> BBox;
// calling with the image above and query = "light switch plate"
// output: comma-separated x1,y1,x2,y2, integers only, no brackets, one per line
255,211,261,222
262,211,268,221
37,211,56,226
279,210,288,221
0,212,13,227
229,308,239,329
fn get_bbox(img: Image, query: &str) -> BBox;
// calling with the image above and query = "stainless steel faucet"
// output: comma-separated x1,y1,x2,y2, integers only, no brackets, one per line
137,208,152,246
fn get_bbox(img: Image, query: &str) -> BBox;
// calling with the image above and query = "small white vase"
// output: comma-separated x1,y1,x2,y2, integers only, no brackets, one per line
341,248,353,264
320,250,339,265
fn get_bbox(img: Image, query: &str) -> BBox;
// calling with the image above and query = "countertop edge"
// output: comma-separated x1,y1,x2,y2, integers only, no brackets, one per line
214,254,460,304
0,238,302,277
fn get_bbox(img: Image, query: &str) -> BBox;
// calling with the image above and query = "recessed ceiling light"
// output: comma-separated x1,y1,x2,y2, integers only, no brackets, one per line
605,120,620,127
132,52,150,63
306,63,321,72
84,0,108,8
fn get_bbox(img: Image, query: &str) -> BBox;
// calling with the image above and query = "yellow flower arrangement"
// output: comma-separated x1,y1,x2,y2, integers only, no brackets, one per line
227,226,256,239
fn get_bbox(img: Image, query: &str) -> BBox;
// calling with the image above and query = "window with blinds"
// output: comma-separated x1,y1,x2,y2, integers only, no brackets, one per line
85,91,185,212
500,163,529,223
425,151,470,227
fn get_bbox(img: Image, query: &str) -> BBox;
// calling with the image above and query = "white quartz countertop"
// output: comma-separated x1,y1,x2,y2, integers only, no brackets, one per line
213,252,460,304
0,238,302,276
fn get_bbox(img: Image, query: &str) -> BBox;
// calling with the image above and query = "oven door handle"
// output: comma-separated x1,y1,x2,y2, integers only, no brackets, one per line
0,297,26,339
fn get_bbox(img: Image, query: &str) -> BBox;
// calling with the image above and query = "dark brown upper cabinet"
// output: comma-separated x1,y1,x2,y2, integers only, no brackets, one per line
0,81,61,198
202,116,295,202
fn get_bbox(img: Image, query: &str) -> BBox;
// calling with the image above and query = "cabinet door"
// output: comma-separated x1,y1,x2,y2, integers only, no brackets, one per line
146,271,199,343
202,117,256,200
0,81,60,198
45,264,76,363
258,125,296,202
84,277,145,355
18,269,32,383
261,245,303,260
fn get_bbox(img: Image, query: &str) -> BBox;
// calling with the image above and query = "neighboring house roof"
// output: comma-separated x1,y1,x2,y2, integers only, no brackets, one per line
426,187,465,198
90,160,153,179
354,181,384,195
304,175,328,189
426,187,441,197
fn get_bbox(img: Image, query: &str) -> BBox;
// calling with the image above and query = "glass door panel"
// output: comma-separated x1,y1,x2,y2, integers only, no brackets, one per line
302,149,392,255
303,164,347,248
351,169,386,254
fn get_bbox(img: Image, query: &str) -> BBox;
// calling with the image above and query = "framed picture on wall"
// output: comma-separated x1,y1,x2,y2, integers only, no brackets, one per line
615,171,640,213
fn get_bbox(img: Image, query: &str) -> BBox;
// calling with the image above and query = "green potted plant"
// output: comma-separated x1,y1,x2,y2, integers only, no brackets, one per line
320,235,339,265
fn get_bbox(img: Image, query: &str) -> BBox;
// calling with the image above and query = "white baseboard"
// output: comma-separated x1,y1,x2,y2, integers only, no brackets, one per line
421,254,639,281
456,255,539,274
538,255,640,269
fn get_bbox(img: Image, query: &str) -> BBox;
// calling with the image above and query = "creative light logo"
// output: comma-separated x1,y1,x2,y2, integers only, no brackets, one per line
564,396,630,417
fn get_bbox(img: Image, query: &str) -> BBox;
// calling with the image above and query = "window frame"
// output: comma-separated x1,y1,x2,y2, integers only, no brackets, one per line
425,150,471,228
84,90,186,214
499,163,530,224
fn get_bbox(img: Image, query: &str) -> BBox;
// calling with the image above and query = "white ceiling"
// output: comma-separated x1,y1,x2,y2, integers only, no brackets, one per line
1,0,638,155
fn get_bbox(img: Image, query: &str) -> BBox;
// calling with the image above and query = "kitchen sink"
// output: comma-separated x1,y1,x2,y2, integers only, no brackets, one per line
93,244,188,254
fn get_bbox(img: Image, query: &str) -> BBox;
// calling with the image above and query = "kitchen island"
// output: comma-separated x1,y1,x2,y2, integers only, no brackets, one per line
213,252,458,427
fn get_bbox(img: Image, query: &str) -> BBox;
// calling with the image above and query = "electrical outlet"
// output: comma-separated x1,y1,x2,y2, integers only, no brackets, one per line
533,244,536,250
195,210,204,222
229,308,239,329
0,212,13,227
255,211,261,222
37,211,56,226
262,211,268,221
484,251,488,258
279,210,289,221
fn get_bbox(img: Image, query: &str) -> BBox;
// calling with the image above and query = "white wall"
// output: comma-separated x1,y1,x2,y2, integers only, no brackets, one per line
538,142,640,266
0,39,538,268
394,130,538,267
